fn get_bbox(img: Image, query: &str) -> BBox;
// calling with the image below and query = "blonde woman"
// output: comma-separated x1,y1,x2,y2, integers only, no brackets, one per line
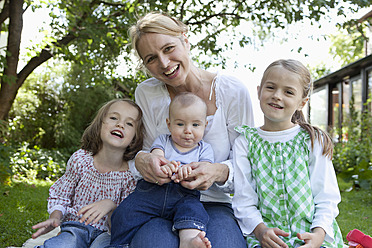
111,12,254,248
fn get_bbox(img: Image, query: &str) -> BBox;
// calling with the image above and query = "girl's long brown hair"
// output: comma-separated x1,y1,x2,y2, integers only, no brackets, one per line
80,99,144,161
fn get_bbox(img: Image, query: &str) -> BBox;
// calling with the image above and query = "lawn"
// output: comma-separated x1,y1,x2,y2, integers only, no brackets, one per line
0,178,371,247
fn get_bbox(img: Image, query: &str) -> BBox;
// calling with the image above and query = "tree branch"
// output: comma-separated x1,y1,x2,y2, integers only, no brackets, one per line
17,33,76,84
0,0,9,31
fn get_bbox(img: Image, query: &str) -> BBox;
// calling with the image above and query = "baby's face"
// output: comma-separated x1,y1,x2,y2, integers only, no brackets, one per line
167,103,207,150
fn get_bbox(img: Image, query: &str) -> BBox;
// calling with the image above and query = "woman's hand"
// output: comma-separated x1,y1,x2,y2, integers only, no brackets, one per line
297,227,326,248
78,199,116,225
135,152,171,185
254,223,289,248
32,210,62,239
173,161,229,191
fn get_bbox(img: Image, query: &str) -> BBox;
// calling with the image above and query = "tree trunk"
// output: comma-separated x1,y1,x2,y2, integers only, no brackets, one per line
0,0,23,121
0,3,76,121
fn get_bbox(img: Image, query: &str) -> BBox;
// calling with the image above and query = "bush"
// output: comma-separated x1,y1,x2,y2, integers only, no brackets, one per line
333,95,372,189
0,143,70,184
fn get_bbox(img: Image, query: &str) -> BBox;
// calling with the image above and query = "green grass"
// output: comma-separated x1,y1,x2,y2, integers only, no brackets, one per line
0,178,371,247
0,180,52,247
337,177,372,241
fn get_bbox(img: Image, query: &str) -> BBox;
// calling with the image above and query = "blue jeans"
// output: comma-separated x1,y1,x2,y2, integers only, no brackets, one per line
35,221,108,248
110,201,246,248
109,179,209,247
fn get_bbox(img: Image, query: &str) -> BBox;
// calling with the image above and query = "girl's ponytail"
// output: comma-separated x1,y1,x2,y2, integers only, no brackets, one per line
292,110,334,159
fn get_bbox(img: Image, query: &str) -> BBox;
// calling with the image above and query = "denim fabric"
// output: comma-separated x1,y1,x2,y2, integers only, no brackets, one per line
90,232,111,248
108,179,209,247
110,202,246,248
34,221,105,248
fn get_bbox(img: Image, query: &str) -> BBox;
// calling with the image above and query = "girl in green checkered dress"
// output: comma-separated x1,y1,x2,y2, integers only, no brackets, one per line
232,59,344,248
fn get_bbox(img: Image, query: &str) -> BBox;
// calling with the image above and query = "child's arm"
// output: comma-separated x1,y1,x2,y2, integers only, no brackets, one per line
253,223,289,248
232,135,264,235
307,138,341,243
78,199,116,225
31,210,63,239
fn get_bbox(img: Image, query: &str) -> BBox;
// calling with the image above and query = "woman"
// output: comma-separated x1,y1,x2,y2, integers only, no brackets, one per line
114,12,255,248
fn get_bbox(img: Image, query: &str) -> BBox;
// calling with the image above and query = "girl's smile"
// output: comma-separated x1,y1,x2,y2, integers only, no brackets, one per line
258,65,308,131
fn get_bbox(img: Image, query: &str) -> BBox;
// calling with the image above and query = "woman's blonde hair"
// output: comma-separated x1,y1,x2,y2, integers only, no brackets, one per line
80,99,144,161
129,12,188,71
260,59,334,158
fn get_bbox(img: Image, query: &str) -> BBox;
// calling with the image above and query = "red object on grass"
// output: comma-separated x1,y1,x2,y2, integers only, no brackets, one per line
346,229,372,248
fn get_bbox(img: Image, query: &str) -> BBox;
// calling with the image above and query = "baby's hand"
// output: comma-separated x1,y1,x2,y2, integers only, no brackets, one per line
160,161,180,177
173,165,192,183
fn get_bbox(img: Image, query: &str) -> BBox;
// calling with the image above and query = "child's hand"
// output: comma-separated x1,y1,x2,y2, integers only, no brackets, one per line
78,199,116,225
31,217,61,239
297,227,325,248
254,223,289,248
160,160,180,177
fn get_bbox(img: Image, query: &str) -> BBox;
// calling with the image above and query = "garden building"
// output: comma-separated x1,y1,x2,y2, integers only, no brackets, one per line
309,10,372,141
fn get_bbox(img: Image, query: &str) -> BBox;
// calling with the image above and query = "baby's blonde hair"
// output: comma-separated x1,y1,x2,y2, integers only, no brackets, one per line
169,92,207,119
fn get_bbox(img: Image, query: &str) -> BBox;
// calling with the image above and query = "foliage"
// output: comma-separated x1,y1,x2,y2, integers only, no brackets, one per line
1,0,372,123
308,62,333,81
0,143,13,183
0,143,69,184
0,180,52,247
5,61,120,154
333,95,372,190
7,62,66,148
329,28,366,67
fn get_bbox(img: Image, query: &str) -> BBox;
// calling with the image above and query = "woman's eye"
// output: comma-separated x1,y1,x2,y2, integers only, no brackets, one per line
126,122,134,127
110,116,118,120
146,57,155,64
286,91,294,95
164,46,174,52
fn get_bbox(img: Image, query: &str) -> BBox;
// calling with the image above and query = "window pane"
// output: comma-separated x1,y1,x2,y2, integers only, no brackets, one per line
310,87,327,131
351,76,362,113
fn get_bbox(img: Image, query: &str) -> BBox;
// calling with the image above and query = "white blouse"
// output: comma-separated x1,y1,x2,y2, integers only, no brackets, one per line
132,72,255,203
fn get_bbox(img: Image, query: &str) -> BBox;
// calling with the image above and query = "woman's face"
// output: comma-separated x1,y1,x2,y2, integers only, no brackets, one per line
137,32,191,87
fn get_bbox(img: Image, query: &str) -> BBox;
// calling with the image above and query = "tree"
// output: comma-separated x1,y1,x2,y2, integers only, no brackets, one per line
329,29,366,66
1,0,371,124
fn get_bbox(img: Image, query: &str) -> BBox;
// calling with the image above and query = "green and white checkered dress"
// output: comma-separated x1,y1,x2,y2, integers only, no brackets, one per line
235,126,343,248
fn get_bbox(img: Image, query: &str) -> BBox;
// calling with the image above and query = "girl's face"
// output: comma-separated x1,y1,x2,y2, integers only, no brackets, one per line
100,101,139,151
137,32,191,88
166,102,207,151
258,66,308,131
